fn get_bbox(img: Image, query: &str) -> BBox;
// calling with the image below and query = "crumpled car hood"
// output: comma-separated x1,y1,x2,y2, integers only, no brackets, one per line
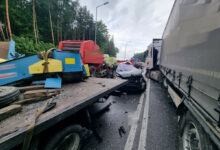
117,69,142,78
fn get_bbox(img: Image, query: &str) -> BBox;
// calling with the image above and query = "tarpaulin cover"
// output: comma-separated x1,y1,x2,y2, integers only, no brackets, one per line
104,56,116,67
80,41,104,64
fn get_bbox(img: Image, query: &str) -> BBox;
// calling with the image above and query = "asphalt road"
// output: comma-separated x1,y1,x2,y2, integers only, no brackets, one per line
82,79,178,150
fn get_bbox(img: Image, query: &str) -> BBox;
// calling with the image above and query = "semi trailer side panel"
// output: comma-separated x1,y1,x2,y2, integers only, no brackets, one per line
160,0,220,123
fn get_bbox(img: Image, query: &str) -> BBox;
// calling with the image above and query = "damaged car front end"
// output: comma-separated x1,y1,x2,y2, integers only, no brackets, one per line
116,62,146,92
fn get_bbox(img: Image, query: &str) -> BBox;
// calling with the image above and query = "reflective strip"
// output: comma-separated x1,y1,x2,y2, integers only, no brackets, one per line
0,64,15,70
0,72,17,79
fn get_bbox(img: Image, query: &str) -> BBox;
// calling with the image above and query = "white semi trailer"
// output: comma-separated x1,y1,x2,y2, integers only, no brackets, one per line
159,0,220,149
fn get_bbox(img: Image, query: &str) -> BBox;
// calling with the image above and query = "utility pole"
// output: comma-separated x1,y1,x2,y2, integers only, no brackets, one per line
124,41,131,60
95,2,109,44
124,42,127,60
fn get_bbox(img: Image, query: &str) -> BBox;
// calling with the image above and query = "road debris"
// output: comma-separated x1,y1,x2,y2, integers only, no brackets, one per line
118,126,126,137
0,104,21,121
97,82,106,87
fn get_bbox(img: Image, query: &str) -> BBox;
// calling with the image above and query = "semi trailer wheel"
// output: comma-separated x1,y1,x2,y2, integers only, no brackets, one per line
0,86,20,108
179,111,214,150
145,70,150,78
43,125,85,150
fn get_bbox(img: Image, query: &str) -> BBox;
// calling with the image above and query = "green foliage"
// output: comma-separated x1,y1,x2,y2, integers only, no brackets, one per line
0,0,118,56
96,21,118,57
13,36,55,55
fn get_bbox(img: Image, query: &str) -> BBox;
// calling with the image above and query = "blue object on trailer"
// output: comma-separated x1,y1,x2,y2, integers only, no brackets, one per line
53,50,83,73
7,40,16,60
45,75,62,89
0,49,86,87
0,55,39,85
7,40,24,60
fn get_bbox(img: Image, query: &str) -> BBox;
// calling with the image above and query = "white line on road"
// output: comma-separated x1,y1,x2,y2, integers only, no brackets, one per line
124,90,145,150
138,79,151,150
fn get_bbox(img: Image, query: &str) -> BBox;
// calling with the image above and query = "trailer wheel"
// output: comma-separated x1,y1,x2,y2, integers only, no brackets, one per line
43,125,84,150
145,69,150,78
179,111,214,150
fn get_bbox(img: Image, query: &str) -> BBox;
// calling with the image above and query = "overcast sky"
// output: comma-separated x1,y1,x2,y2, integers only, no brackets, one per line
79,0,175,59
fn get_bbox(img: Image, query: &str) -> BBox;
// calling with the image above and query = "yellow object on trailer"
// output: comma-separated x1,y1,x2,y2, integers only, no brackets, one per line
84,64,90,77
29,59,63,74
0,58,6,63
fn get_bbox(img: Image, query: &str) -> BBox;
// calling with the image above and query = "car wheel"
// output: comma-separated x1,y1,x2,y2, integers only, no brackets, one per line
179,111,215,150
140,80,146,92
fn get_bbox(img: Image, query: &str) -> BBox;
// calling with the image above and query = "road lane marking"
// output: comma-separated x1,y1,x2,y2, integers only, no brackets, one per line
138,79,151,150
124,91,145,150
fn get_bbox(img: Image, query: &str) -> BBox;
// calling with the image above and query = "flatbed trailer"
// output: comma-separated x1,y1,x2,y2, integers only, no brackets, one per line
0,77,127,150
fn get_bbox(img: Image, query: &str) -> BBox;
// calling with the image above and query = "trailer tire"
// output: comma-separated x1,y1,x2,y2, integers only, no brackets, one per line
43,125,85,150
145,70,150,78
179,111,214,150
0,86,20,108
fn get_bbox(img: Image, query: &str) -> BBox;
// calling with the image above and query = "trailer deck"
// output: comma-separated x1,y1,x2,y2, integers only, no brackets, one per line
0,77,127,150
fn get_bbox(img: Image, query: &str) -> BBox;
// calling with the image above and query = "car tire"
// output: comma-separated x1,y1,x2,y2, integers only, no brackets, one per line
140,79,146,92
179,111,215,150
163,78,168,88
43,125,86,150
0,86,20,108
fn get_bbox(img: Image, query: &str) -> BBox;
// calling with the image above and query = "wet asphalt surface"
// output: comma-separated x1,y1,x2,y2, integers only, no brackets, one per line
145,80,178,150
82,80,178,150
